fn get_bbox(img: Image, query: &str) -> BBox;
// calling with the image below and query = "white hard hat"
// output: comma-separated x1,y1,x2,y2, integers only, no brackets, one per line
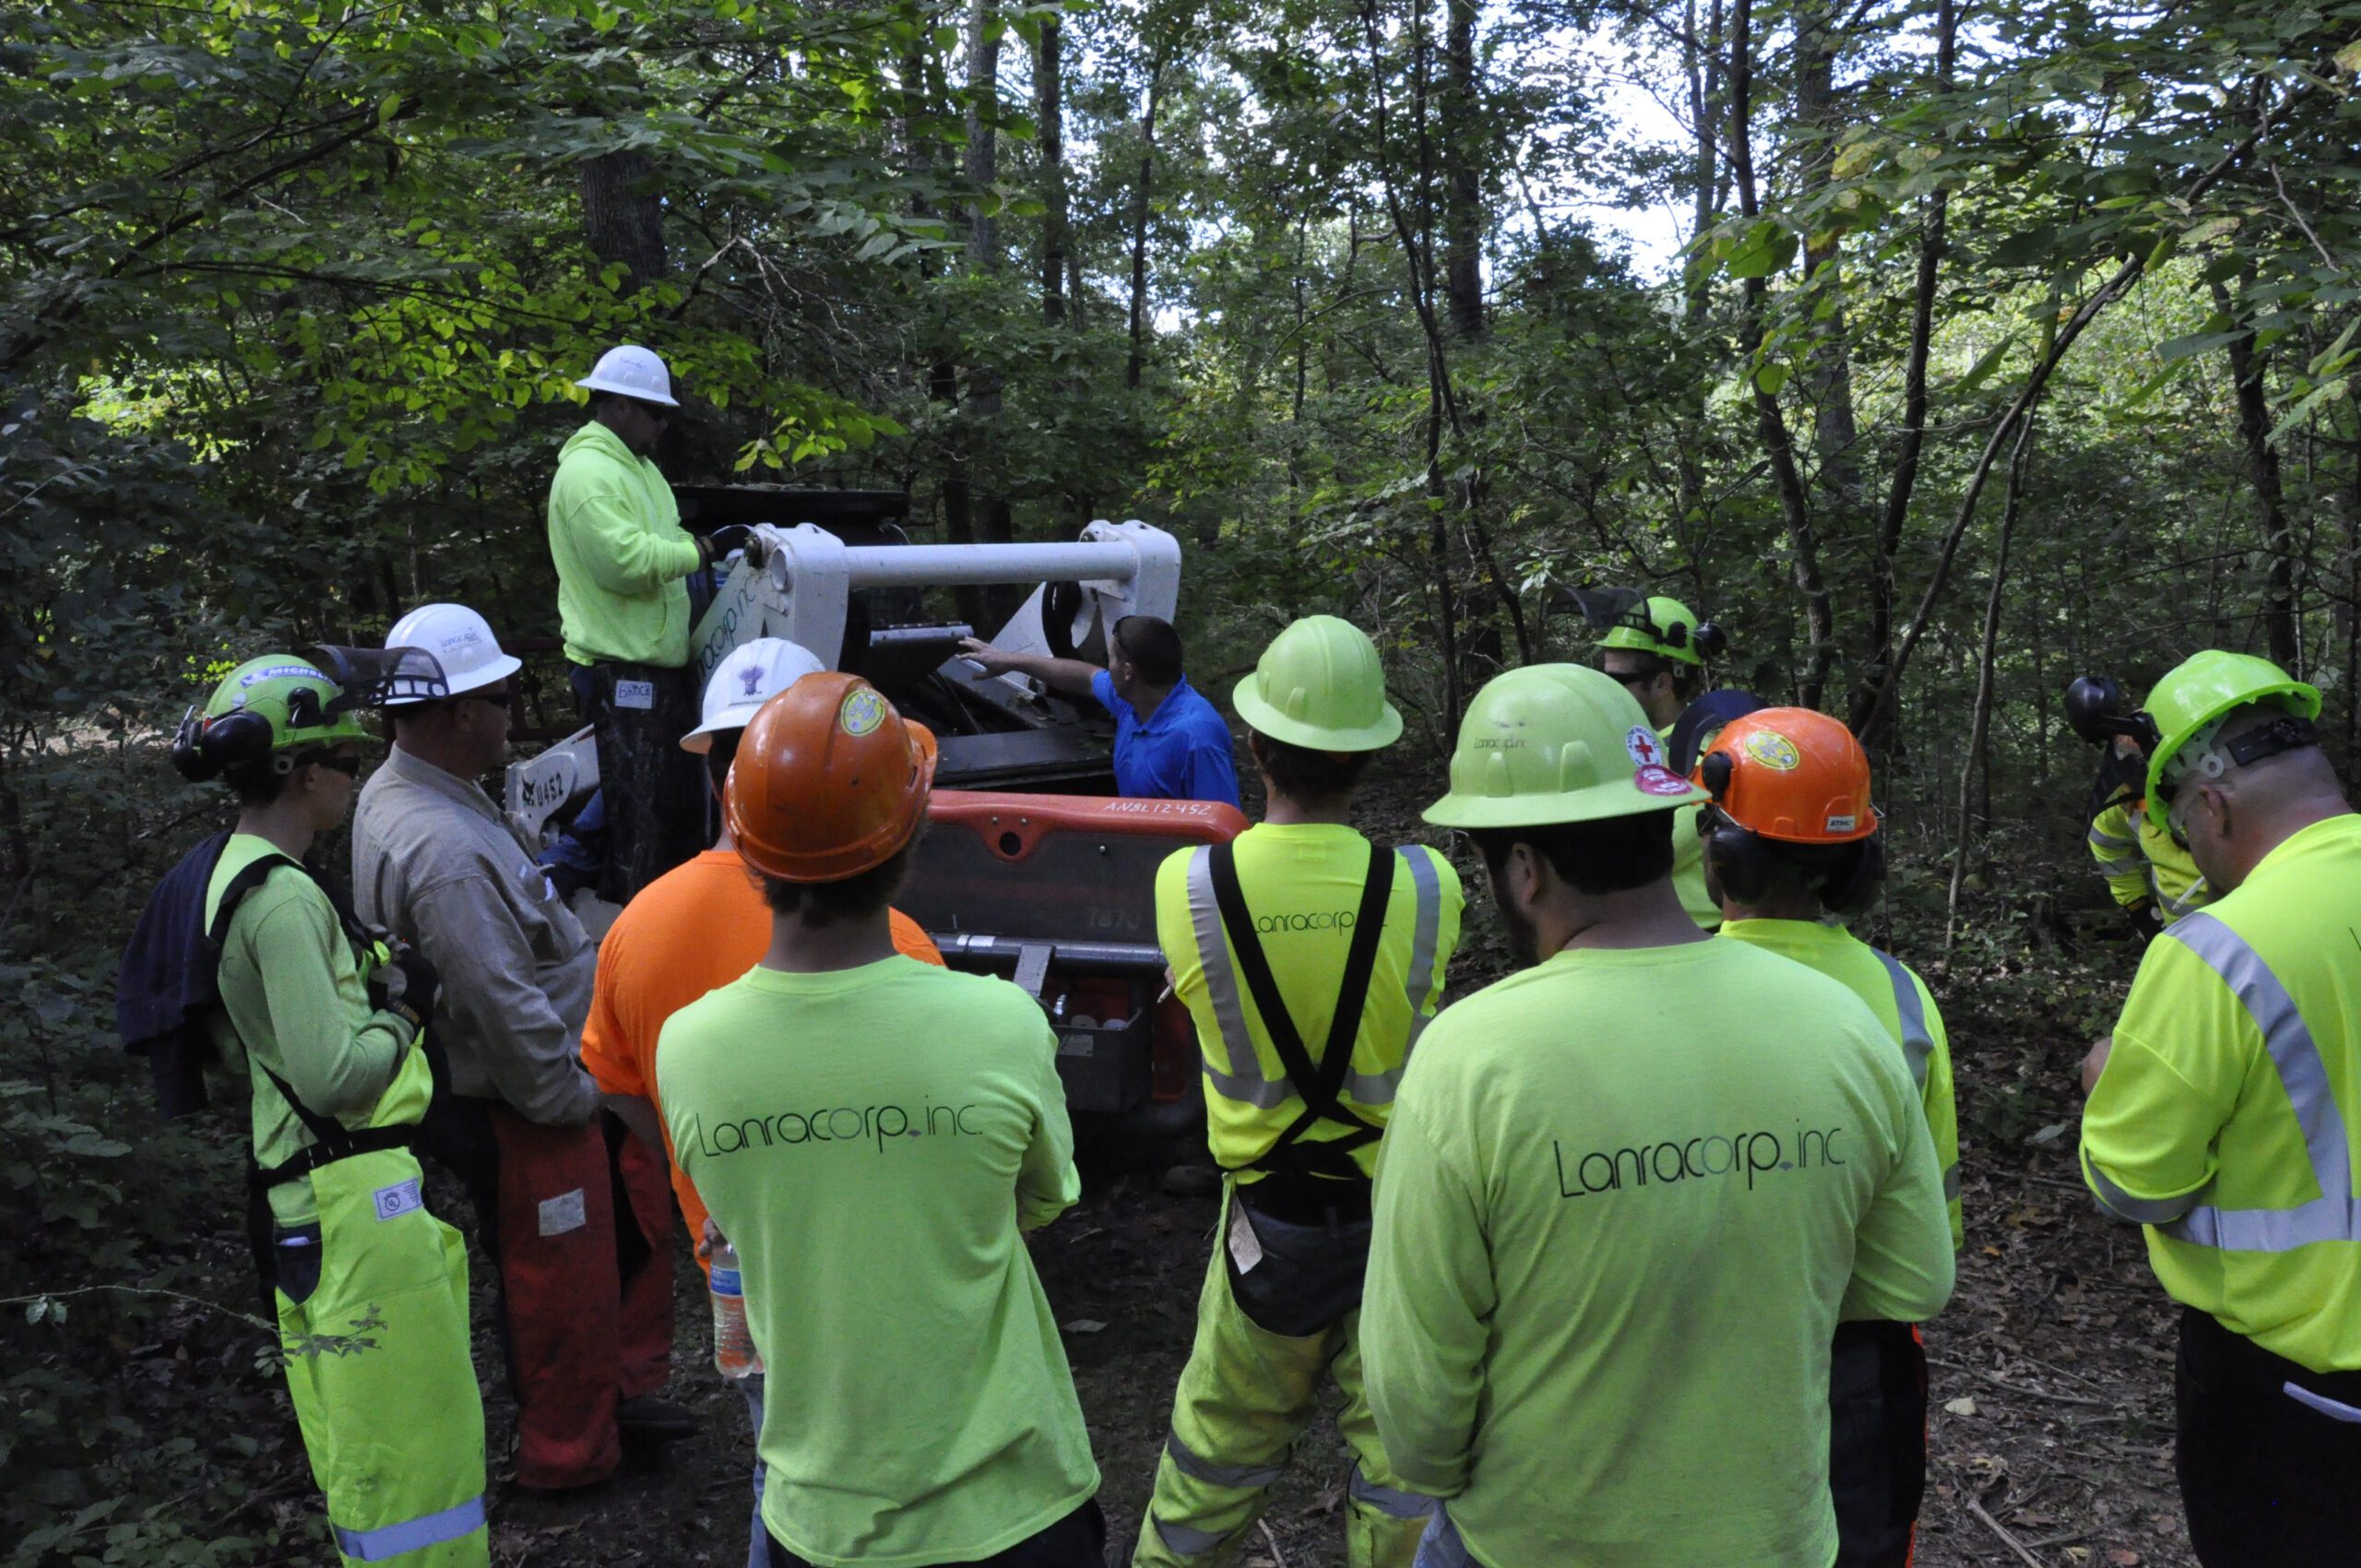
573,344,678,408
682,638,827,753
384,602,524,703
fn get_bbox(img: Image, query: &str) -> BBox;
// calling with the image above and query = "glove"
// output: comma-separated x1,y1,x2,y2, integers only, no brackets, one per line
376,942,440,1035
699,524,755,567
2125,900,2164,947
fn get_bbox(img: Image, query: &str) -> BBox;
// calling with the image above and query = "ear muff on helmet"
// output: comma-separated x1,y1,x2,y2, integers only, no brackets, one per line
1703,809,1779,908
1691,621,1728,661
1703,806,1887,916
169,707,214,781
171,707,285,784
1820,833,1886,918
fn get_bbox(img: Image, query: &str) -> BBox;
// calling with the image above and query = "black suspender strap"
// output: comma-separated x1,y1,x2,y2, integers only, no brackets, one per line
211,853,415,1190
1206,839,1395,1180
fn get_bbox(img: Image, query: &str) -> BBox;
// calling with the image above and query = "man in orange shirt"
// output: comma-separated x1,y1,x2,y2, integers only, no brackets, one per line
578,638,943,1568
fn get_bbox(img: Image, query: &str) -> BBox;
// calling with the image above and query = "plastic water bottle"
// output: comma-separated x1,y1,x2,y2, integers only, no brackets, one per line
709,1239,763,1379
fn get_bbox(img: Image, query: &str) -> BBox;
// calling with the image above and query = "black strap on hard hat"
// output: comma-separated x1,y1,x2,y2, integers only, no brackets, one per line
1206,839,1394,1183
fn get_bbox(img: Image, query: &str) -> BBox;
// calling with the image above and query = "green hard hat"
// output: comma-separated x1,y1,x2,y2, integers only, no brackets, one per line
1424,663,1709,829
1231,615,1404,752
203,655,374,750
2142,649,2320,806
1599,595,1706,668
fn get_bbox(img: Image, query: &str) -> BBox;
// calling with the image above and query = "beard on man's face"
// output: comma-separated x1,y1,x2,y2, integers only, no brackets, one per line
1498,895,1544,969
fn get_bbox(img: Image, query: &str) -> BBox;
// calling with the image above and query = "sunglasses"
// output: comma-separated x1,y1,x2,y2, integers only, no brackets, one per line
629,399,671,425
303,752,363,777
460,688,514,710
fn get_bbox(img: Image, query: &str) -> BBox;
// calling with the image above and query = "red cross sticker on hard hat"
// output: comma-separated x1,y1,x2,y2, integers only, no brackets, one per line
1625,726,1665,769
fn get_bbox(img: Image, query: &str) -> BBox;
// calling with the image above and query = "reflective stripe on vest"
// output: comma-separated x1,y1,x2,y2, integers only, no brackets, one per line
2155,911,2359,1252
333,1495,486,1562
2087,823,2141,877
1182,844,1445,1111
1870,948,1933,1091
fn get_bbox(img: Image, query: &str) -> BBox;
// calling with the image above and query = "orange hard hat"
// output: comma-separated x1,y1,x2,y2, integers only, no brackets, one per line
725,671,937,882
1694,707,1875,843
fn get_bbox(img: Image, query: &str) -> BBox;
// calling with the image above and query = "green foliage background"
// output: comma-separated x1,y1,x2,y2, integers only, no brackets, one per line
2,0,2355,1556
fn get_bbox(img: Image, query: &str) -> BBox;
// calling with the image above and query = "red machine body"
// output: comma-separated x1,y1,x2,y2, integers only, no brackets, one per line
899,791,1250,1151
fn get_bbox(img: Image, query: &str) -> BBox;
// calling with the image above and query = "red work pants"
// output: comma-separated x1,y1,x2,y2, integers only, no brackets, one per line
422,1099,674,1489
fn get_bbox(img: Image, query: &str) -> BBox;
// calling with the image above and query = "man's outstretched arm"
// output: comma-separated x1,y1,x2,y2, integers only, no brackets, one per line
956,637,1100,700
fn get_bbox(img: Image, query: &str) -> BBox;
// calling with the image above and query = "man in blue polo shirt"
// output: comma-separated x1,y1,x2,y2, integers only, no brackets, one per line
959,616,1241,809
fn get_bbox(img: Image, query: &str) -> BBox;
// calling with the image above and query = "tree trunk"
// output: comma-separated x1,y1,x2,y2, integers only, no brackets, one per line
1038,18,1068,325
1440,0,1484,339
1728,0,1833,707
1126,52,1169,391
579,148,667,294
963,0,1010,551
1675,0,1726,539
1793,0,1864,661
904,34,984,624
2217,284,2299,671
1850,0,1952,748
962,0,1002,270
1946,412,2036,948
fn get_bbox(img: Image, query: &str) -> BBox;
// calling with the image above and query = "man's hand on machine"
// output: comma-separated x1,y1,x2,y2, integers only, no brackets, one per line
957,637,1025,676
698,524,756,568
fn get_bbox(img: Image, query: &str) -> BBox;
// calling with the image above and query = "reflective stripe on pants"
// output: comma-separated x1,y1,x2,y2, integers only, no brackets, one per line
1132,1200,1432,1568
279,1146,488,1568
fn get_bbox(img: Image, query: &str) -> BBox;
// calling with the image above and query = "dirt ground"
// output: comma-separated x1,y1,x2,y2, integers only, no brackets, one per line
479,768,2196,1568
483,1135,2191,1568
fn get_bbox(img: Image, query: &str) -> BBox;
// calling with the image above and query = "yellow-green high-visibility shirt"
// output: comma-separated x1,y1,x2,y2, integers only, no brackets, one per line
1362,937,1956,1568
658,956,1099,1565
547,420,703,669
206,835,417,1229
1719,919,1964,1250
1155,823,1463,1182
2088,796,2211,922
2081,812,2361,1372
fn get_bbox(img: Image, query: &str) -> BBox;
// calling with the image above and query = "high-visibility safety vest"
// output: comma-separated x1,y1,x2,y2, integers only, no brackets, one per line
2087,796,2211,922
2082,813,2361,1372
1156,823,1464,1182
1717,918,1964,1249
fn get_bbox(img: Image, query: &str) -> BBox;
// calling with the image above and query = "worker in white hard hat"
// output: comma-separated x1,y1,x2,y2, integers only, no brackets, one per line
353,600,694,1491
549,344,751,902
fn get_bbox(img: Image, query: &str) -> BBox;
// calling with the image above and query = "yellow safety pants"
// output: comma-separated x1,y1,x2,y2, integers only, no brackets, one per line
278,1146,489,1566
1132,1194,1433,1568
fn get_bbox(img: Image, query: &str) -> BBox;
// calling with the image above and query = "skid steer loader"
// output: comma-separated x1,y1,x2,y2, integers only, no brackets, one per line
505,487,1239,1161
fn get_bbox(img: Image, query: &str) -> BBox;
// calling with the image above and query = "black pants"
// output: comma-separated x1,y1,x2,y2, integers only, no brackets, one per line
767,1498,1104,1568
1829,1319,1927,1568
570,660,705,904
2177,1306,2361,1567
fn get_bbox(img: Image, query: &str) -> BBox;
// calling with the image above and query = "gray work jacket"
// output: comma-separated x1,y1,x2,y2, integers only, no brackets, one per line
351,745,599,1125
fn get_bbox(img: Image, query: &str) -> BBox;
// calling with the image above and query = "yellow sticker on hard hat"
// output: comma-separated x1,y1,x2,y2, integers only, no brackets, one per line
1742,731,1801,770
839,686,886,737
